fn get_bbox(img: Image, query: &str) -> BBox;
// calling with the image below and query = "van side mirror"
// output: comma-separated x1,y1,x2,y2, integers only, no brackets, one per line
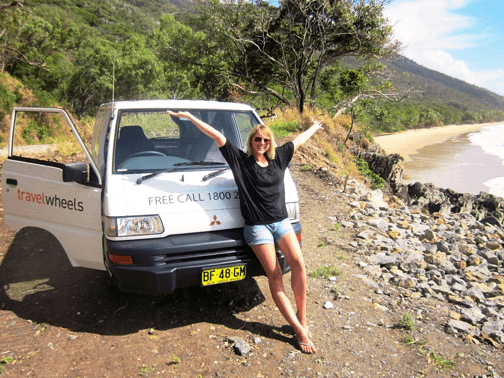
63,161,88,182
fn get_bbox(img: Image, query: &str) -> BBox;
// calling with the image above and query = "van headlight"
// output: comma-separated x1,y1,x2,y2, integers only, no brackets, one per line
286,202,300,223
104,215,164,237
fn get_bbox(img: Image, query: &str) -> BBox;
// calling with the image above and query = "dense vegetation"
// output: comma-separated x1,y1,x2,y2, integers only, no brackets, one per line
1,0,504,147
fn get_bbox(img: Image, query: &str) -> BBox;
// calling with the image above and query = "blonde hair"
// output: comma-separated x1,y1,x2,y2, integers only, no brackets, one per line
246,124,276,160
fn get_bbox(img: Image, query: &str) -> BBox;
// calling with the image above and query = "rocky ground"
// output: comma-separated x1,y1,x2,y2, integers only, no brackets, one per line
1,149,504,377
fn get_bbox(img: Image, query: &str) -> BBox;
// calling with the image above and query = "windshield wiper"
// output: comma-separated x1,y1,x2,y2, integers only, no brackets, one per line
136,162,228,185
202,167,231,182
174,161,226,166
136,168,179,185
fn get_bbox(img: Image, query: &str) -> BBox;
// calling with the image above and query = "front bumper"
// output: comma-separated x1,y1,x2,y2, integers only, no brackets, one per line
105,223,301,295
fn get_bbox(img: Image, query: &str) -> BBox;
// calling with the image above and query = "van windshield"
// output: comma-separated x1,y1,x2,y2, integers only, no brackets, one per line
114,109,259,172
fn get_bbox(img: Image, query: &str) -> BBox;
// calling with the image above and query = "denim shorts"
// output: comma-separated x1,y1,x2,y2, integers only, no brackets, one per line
244,219,294,246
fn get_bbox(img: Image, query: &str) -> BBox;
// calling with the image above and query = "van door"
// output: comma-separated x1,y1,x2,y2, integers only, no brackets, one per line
2,108,104,271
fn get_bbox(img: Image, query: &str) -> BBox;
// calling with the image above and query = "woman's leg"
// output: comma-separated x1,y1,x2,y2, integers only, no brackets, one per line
251,243,316,353
276,232,308,333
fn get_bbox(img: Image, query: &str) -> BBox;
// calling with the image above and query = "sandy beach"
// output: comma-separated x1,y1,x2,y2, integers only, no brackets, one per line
373,122,504,196
373,122,502,162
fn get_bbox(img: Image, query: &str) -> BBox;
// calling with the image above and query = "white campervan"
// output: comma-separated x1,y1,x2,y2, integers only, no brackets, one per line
2,100,301,295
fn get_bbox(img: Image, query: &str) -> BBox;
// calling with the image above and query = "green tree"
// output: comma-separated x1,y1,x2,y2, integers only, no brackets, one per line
0,0,46,73
151,14,215,100
12,6,86,91
374,108,389,130
114,34,166,100
419,107,442,127
185,0,397,112
64,39,117,116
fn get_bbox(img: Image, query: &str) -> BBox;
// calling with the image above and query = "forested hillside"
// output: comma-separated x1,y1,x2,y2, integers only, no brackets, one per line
357,55,504,131
1,0,503,146
389,55,504,110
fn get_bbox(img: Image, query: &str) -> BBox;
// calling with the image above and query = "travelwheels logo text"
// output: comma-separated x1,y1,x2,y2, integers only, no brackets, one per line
17,188,84,212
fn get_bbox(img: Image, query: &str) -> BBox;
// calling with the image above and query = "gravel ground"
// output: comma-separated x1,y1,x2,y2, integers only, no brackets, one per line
1,149,503,378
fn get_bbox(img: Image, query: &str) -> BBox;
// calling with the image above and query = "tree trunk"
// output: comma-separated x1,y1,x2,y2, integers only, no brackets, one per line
297,73,305,114
343,108,355,146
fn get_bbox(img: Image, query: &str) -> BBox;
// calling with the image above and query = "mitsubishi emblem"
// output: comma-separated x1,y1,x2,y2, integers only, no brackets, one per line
210,215,221,226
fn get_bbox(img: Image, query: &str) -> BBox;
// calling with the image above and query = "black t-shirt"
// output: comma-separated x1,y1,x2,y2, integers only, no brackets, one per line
219,140,295,225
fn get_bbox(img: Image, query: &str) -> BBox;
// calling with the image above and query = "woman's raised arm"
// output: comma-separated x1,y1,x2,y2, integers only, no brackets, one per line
291,119,324,152
167,111,227,147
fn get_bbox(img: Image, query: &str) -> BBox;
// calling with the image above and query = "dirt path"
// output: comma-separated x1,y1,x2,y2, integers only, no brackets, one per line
1,161,503,377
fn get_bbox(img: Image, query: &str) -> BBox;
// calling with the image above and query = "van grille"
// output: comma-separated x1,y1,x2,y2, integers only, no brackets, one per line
154,246,255,267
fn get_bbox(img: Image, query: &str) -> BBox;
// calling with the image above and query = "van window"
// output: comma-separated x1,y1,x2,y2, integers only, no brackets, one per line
9,110,88,164
90,106,112,178
113,109,259,172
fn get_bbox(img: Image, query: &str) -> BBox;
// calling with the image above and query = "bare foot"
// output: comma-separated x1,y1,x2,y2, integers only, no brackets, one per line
295,330,316,354
296,310,311,337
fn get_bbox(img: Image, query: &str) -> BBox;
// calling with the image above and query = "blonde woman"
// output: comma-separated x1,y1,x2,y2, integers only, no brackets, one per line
167,110,322,353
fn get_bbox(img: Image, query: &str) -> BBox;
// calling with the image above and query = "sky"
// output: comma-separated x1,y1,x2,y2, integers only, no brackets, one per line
383,0,504,96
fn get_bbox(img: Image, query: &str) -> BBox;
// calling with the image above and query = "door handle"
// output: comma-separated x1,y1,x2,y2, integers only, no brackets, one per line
6,178,17,186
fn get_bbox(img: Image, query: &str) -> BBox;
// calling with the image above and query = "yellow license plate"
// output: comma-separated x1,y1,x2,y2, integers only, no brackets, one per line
202,265,246,286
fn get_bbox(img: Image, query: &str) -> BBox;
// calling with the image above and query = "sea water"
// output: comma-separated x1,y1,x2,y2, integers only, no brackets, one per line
469,123,504,198
402,123,504,198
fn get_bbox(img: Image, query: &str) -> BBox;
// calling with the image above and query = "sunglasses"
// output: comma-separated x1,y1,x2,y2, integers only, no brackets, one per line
253,137,271,144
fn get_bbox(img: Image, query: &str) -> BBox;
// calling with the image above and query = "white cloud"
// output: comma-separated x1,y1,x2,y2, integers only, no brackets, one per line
476,69,504,95
389,2,474,47
385,0,504,95
417,50,472,78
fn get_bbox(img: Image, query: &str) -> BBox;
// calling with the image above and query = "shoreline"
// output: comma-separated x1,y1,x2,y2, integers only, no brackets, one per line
402,132,504,196
373,122,503,162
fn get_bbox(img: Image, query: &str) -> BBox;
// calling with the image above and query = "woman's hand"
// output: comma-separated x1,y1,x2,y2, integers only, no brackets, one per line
167,110,191,118
310,118,324,131
292,118,324,151
167,110,226,147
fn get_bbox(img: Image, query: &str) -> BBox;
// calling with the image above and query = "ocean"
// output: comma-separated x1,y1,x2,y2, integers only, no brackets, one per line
402,123,504,198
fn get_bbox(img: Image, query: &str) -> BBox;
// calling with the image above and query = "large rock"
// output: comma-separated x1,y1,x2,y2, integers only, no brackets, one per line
345,161,504,345
352,144,404,194
368,254,397,267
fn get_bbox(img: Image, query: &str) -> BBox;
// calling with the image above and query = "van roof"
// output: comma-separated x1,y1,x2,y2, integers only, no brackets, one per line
102,100,255,111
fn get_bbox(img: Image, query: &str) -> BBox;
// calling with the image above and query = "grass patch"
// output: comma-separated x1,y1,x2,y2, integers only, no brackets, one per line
331,287,339,298
354,156,384,190
330,223,341,231
399,312,414,331
400,335,428,346
166,355,181,367
401,337,455,371
0,357,14,375
269,120,301,139
300,165,311,172
400,335,416,346
419,348,456,370
139,365,155,376
319,139,339,163
334,251,345,260
310,265,341,280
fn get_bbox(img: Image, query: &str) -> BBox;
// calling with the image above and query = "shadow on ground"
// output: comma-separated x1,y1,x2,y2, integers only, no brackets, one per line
0,227,291,343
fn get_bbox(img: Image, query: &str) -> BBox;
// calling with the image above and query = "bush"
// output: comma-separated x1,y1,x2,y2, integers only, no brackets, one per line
354,156,384,189
319,140,339,163
269,120,300,139
0,84,16,113
310,265,341,280
399,312,414,331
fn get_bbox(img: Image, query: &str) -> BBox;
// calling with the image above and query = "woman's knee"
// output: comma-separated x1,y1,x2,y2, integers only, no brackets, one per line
266,266,284,282
290,252,306,267
282,250,305,273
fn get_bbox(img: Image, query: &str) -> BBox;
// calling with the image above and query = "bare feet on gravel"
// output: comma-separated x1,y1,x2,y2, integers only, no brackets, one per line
295,310,315,353
295,330,316,354
296,310,311,337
